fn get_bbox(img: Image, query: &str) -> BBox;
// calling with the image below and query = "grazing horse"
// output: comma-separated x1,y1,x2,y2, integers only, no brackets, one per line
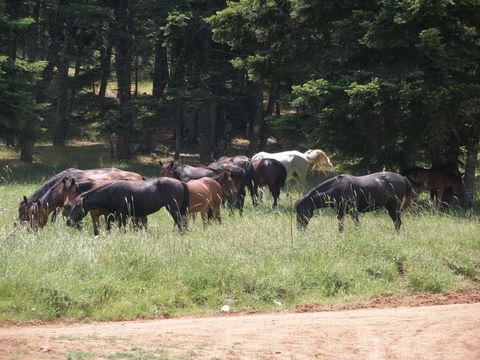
295,172,420,231
159,161,238,208
19,168,145,229
252,158,287,207
251,149,333,191
208,158,250,214
402,167,462,206
66,178,189,234
40,177,146,236
186,171,237,225
215,156,255,209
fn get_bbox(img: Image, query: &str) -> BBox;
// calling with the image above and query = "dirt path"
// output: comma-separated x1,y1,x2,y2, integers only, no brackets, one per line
1,301,480,360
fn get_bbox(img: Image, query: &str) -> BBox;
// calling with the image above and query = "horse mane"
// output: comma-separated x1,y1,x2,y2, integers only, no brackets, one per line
401,166,426,175
38,175,73,205
27,168,78,201
305,149,332,170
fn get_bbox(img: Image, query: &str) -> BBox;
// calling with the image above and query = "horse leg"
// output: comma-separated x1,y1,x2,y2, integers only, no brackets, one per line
386,202,401,231
201,209,208,227
268,184,280,208
106,213,114,232
140,216,147,230
350,208,359,227
248,181,256,206
169,207,185,231
90,212,100,236
337,207,345,232
50,208,57,223
213,196,222,224
237,187,245,216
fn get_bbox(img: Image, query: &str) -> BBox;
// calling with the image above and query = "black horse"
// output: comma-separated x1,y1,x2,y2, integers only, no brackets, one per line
295,172,420,231
209,157,250,214
252,158,287,208
66,178,189,234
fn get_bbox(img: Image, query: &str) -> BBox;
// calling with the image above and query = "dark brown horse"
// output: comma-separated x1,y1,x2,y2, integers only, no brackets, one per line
402,166,462,206
296,172,420,231
208,158,250,214
252,158,287,208
66,178,189,235
53,177,147,235
19,168,145,229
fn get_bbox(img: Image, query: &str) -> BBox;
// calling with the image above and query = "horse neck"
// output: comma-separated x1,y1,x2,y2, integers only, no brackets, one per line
37,183,64,218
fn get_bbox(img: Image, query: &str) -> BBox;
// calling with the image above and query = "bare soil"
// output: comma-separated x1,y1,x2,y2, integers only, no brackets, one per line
1,290,480,360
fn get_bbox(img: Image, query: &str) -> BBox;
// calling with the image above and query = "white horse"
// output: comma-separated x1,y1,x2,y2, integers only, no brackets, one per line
251,149,333,191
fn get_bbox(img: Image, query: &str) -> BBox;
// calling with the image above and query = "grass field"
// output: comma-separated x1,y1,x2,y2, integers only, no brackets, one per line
0,143,479,322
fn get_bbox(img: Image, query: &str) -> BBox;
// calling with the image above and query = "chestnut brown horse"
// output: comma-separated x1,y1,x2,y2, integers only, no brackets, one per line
159,161,238,209
186,171,236,225
252,158,287,208
403,166,462,206
19,168,145,229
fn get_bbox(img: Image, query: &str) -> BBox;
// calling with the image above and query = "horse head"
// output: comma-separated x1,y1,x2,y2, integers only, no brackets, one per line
305,149,334,170
159,160,177,178
66,197,86,227
216,169,237,205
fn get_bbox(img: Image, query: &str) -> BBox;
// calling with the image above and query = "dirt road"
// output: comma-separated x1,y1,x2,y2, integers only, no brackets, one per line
1,300,480,360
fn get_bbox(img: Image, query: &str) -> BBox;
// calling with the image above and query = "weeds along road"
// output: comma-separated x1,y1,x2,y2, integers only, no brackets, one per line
1,302,480,360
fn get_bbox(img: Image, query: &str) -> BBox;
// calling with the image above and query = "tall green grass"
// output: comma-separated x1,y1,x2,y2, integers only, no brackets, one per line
1,175,479,321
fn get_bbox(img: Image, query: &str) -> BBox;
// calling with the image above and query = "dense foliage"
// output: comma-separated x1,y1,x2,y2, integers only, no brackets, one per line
0,0,478,202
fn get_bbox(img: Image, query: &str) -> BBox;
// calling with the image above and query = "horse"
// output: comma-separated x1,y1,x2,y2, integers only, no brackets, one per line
295,172,421,232
402,166,462,206
19,168,145,229
252,158,287,207
65,178,189,234
159,161,220,181
159,161,238,209
251,149,333,191
186,171,237,225
208,157,250,214
37,177,145,235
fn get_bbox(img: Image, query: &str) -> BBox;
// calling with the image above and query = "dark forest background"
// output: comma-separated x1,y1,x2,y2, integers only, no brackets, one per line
0,0,479,204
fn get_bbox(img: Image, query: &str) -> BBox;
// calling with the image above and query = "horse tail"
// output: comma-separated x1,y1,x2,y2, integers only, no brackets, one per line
244,161,255,191
180,181,189,217
277,162,287,189
401,176,422,211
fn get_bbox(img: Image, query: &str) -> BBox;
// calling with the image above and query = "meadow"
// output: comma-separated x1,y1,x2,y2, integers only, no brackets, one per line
0,143,479,321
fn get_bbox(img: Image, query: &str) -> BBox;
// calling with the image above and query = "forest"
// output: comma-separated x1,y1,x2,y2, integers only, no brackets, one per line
0,0,479,205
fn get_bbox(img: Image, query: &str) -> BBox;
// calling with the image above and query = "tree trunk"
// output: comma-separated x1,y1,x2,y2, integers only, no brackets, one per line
462,137,478,209
248,86,265,155
152,39,168,98
198,103,216,164
52,30,70,147
99,43,112,99
259,82,277,148
174,108,183,160
113,0,132,160
20,137,35,162
134,56,139,98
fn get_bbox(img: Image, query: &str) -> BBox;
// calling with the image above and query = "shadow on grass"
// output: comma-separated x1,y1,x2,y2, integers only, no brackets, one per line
0,142,169,184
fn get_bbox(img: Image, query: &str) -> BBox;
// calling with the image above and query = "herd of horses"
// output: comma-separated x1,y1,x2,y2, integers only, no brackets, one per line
16,149,464,234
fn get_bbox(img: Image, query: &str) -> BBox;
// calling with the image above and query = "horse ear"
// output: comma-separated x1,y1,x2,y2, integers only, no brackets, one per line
158,160,163,166
23,196,28,203
66,178,75,190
